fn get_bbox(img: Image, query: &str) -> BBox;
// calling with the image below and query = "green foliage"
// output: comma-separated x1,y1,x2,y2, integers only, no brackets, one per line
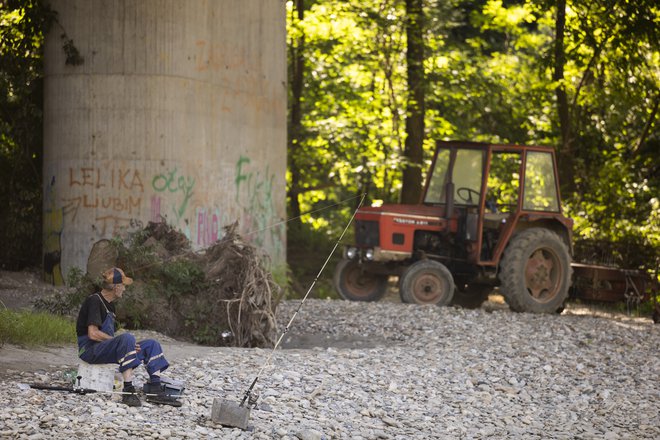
287,220,344,299
160,260,206,300
0,0,56,268
287,0,660,283
0,309,76,347
270,263,290,296
116,282,160,330
33,266,96,315
1,0,658,288
288,0,410,213
106,228,208,328
111,233,159,273
109,223,280,347
183,302,227,345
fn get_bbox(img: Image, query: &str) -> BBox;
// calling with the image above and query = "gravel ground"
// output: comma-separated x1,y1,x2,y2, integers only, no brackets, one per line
1,299,658,439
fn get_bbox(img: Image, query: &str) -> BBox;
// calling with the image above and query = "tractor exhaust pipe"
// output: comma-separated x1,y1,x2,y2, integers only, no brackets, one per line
445,182,455,218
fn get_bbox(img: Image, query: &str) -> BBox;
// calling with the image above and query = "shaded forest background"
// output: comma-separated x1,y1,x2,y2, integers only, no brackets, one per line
1,0,659,284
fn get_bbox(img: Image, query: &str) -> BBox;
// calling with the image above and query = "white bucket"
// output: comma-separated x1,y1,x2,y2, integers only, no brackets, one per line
76,362,117,392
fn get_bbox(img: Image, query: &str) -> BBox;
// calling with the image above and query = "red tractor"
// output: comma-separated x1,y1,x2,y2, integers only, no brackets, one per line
333,141,574,313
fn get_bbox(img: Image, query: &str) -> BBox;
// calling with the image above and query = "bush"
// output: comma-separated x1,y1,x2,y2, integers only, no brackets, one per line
33,221,283,347
33,267,97,316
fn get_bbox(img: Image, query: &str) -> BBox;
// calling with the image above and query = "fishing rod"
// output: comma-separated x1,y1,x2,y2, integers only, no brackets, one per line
29,383,97,395
28,383,181,398
28,375,185,398
237,193,366,408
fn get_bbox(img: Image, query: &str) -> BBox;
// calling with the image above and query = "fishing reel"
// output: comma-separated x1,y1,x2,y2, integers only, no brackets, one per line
241,389,259,408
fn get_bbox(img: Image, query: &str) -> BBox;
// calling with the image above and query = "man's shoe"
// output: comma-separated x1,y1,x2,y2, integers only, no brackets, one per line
144,382,183,407
146,391,183,407
122,385,141,407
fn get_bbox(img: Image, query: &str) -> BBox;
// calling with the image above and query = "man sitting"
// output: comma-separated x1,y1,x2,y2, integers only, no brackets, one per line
76,267,181,407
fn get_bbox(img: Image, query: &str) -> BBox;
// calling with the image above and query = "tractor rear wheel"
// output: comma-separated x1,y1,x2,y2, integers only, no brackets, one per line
333,259,388,301
499,228,571,313
399,260,455,306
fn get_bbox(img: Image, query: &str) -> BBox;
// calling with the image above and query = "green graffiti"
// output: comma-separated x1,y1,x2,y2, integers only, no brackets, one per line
234,155,280,249
152,167,195,223
235,156,251,201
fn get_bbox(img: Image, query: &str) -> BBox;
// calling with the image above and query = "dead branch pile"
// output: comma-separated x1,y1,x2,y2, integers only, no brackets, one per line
90,221,280,348
143,221,191,254
200,223,278,347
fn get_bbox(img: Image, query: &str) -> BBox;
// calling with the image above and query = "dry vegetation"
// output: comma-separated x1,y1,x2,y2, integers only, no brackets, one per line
38,222,282,348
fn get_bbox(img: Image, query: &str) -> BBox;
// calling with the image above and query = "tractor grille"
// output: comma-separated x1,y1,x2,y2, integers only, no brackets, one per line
355,220,379,247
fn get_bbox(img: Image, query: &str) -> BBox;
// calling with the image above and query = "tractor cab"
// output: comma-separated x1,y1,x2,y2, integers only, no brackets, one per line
423,141,571,266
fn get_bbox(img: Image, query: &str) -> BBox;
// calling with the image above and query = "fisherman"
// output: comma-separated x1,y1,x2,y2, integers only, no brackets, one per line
76,267,181,407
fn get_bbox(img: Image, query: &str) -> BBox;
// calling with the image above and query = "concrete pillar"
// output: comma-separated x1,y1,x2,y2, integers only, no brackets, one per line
43,0,287,283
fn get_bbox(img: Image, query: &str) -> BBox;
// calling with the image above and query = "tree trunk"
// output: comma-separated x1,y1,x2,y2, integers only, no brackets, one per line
553,0,574,193
288,0,305,222
401,0,425,204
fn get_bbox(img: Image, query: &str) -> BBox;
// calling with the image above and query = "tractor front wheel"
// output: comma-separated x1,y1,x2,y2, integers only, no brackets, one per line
399,260,455,306
333,259,388,301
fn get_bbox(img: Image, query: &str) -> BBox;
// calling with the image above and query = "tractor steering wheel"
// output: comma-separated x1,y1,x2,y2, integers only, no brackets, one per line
456,187,481,204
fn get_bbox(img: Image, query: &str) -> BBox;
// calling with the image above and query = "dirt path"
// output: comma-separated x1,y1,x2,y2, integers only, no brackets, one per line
0,329,223,379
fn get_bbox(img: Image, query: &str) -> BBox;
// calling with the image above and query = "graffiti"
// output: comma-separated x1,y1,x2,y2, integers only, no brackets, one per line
235,156,251,201
93,215,134,236
63,167,145,228
150,195,163,223
129,218,144,229
234,155,282,256
152,167,195,223
69,167,144,192
43,176,64,285
62,195,141,222
197,208,219,246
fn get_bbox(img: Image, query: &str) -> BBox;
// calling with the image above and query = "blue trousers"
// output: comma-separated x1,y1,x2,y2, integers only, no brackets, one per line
78,333,169,375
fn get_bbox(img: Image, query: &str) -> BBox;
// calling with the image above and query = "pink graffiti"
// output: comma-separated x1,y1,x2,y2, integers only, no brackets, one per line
197,209,219,246
151,196,162,222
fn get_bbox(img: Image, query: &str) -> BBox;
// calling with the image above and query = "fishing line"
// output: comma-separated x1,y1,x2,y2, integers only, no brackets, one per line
241,193,366,238
238,193,366,407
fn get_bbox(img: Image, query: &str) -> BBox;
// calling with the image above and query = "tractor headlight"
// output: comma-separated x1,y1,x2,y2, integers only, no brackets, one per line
365,248,374,261
346,247,358,259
